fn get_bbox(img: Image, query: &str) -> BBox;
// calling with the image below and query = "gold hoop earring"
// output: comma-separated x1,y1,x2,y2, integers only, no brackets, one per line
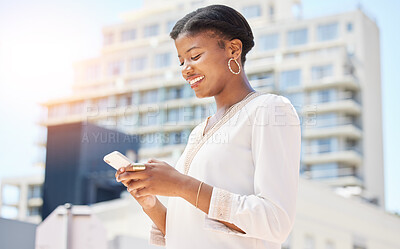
228,58,241,75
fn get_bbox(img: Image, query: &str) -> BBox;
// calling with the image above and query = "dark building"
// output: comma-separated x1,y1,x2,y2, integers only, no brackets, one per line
42,122,140,219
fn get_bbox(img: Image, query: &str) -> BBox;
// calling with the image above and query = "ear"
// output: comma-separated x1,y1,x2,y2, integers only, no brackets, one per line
228,39,243,61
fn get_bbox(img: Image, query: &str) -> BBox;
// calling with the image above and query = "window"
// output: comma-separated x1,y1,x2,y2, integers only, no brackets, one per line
140,111,159,126
166,86,183,100
167,108,182,123
121,29,136,42
310,89,335,103
103,33,114,46
85,64,101,81
242,5,261,18
182,107,193,121
269,5,275,18
347,22,353,32
130,57,147,72
309,163,339,178
319,89,331,103
259,33,279,51
27,206,41,216
249,72,274,88
315,113,337,128
154,52,171,68
107,61,123,76
165,131,183,145
317,138,332,153
312,64,333,80
144,24,159,37
140,90,158,104
194,105,209,120
287,28,308,47
317,23,339,41
118,94,132,107
280,69,301,90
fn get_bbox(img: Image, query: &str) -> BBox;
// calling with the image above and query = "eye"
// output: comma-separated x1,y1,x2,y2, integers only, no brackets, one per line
191,54,201,60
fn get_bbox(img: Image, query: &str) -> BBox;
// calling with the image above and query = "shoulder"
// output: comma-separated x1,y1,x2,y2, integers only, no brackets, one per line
254,92,293,106
250,92,299,123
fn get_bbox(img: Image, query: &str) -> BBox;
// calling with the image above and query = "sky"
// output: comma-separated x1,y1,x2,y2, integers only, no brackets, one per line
0,0,399,214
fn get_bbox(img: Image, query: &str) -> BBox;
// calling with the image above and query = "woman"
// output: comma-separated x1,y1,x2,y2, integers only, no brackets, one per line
115,4,301,249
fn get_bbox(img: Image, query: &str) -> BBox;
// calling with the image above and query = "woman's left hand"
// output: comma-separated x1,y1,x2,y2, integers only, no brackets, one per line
116,158,188,198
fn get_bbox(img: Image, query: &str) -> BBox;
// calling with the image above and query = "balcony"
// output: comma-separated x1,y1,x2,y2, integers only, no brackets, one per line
302,114,362,138
302,124,362,139
303,167,363,187
301,98,361,115
303,76,360,91
302,149,362,165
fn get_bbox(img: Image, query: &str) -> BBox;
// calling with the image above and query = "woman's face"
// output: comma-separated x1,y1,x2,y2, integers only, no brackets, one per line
174,31,235,98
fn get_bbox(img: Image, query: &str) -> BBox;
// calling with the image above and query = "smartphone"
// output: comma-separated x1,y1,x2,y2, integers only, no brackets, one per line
103,151,146,171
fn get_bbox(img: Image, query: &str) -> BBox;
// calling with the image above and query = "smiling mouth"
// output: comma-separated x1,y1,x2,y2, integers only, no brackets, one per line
188,75,205,86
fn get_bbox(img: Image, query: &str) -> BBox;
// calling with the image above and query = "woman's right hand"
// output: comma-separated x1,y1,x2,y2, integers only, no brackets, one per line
115,167,157,210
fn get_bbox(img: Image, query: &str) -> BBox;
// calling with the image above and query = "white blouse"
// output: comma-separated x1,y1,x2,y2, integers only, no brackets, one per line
149,92,301,249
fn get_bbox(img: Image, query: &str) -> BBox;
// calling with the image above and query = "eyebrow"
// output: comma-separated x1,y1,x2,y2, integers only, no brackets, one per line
177,46,201,57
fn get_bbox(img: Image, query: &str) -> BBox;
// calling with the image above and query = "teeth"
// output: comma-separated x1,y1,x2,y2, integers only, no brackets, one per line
188,76,204,85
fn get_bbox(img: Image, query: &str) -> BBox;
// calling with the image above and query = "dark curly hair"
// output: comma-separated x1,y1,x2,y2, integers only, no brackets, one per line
170,4,255,66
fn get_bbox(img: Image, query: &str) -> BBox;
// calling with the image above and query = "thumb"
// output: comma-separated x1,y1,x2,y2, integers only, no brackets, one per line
147,158,162,163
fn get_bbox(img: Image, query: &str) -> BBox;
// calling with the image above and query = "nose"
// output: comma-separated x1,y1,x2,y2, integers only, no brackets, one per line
182,61,194,77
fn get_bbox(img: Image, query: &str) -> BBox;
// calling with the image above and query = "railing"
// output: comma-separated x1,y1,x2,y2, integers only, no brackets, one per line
302,167,362,180
304,146,363,156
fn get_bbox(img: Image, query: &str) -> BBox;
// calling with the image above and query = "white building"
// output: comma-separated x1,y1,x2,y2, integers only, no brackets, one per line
0,175,44,223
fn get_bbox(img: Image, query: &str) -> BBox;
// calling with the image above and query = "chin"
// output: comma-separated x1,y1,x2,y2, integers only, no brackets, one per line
194,91,211,99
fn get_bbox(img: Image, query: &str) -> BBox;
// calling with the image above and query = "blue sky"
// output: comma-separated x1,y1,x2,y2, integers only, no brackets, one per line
0,0,399,214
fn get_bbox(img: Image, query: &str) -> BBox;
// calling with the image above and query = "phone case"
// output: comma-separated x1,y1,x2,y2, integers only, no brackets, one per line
103,151,145,170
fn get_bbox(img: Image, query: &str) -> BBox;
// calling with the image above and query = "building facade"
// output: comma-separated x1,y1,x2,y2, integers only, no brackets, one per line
0,175,43,223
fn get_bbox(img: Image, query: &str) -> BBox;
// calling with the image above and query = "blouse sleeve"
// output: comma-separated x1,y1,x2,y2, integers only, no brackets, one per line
204,95,301,244
149,223,166,246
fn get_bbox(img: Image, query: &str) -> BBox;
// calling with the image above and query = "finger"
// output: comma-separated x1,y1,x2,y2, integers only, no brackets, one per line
147,158,163,163
121,179,132,187
117,171,146,182
127,179,147,192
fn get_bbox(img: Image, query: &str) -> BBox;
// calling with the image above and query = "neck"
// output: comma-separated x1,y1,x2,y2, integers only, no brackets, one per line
213,74,255,115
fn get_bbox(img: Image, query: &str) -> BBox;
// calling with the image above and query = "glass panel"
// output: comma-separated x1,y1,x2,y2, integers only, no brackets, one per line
314,112,337,128
107,61,123,76
317,23,339,41
155,52,171,68
144,24,159,37
347,22,353,32
242,5,261,18
121,29,136,42
140,90,158,104
130,57,147,72
259,33,279,51
287,28,308,47
311,64,333,80
280,69,301,90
